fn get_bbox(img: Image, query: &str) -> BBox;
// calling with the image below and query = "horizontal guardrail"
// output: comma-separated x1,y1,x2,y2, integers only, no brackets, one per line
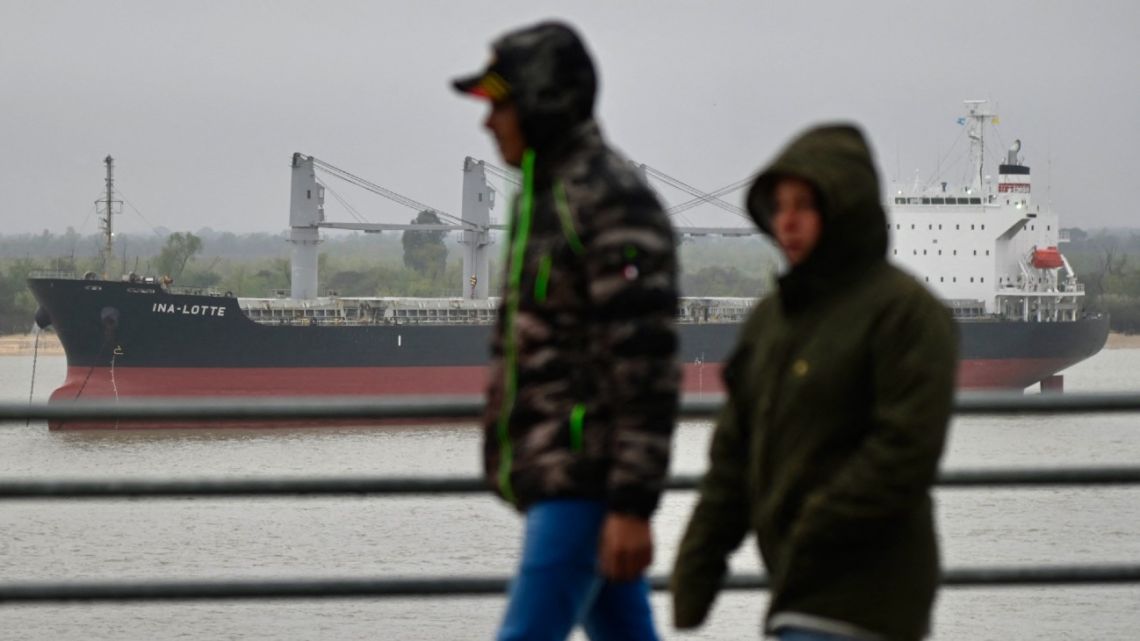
2,467,1139,500
4,392,1138,604
6,392,1140,424
3,565,1140,603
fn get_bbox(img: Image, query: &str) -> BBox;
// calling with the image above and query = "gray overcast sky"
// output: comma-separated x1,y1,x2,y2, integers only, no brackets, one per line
2,0,1137,236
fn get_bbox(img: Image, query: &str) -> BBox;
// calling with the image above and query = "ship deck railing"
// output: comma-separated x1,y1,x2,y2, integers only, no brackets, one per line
1,392,1138,603
165,286,230,297
27,270,81,280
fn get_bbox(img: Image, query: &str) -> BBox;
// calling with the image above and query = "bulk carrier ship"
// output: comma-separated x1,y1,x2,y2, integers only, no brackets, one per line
27,101,1108,428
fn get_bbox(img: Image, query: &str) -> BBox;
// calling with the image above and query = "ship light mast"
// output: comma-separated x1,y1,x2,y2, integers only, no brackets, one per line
96,155,122,278
963,100,995,194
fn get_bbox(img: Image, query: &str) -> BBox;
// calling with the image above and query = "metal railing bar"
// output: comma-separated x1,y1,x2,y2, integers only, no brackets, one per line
1,467,1138,500
935,467,1140,487
952,391,1140,415
3,565,1139,603
0,396,487,423
6,392,1140,424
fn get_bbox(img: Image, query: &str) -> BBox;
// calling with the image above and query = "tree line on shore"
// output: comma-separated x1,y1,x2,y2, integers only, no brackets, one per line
1063,229,1140,333
3,226,1139,334
0,228,778,333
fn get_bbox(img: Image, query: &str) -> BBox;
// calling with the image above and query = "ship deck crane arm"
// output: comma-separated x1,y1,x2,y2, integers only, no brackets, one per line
308,157,470,228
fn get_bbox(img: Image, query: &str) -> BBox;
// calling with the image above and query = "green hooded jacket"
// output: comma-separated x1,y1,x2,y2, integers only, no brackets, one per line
671,125,957,641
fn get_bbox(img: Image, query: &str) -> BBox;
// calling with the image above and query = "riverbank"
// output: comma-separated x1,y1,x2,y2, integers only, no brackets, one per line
1105,332,1140,349
0,333,63,356
3,331,1140,356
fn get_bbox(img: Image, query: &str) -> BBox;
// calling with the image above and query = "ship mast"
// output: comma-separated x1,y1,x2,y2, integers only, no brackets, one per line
97,155,120,278
963,100,994,194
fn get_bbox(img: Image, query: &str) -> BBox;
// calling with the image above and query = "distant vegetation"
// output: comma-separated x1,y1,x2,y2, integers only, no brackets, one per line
0,228,779,334
1062,228,1140,333
402,210,449,278
8,226,1137,336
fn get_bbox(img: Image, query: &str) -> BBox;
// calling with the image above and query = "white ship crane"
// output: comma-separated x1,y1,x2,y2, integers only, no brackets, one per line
287,153,760,301
287,153,486,299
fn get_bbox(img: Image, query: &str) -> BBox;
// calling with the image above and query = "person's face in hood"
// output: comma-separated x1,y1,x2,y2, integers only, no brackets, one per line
484,100,527,168
771,177,823,267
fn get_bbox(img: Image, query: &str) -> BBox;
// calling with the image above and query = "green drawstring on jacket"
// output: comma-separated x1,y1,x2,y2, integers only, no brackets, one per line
569,403,586,451
496,148,536,504
554,181,584,255
535,255,553,303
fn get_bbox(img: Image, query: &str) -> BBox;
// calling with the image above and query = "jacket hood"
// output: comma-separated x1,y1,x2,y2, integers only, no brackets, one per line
746,124,888,308
488,21,598,152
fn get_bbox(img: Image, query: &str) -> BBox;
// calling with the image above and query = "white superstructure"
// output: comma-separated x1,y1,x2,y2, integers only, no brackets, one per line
887,100,1082,322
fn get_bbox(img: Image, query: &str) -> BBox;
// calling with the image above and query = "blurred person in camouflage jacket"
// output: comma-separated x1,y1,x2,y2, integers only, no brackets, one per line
453,20,680,641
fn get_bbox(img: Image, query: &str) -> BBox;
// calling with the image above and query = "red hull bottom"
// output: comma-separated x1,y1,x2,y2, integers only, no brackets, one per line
955,357,1084,390
47,358,1075,429
51,364,726,399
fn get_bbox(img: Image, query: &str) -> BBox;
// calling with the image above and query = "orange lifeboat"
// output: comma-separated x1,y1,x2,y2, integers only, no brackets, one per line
1032,246,1064,269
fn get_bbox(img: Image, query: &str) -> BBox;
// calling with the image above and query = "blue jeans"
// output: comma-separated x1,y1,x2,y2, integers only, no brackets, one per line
497,499,659,641
777,628,867,641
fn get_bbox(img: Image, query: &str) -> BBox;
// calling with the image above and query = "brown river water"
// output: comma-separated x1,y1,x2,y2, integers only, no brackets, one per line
1,351,1138,640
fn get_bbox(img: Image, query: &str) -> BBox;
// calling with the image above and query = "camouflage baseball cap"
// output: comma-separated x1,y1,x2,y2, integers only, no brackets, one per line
452,22,595,106
453,22,597,150
452,56,515,102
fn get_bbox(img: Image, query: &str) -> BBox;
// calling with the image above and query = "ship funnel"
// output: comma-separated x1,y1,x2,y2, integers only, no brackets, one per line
1007,139,1022,165
998,139,1031,194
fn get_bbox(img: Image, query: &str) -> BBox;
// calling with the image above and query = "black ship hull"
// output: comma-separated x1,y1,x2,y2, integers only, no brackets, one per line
27,277,1110,426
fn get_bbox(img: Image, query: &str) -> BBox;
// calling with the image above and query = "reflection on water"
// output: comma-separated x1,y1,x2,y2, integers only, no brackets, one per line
0,353,1138,639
